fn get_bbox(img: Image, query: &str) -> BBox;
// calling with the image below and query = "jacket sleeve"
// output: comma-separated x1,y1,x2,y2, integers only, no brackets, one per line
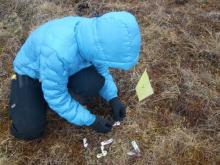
40,47,96,126
94,64,118,101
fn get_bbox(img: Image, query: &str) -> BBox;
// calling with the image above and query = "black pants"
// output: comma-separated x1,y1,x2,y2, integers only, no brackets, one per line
9,66,105,140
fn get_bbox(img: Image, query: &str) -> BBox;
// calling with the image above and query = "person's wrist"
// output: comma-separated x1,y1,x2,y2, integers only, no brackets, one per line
90,115,97,127
109,97,120,106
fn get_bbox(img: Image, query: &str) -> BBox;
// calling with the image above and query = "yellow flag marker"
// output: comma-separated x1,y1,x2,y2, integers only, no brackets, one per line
135,70,154,101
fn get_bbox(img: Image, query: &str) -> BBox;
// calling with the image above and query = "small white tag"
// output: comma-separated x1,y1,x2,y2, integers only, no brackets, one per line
101,146,107,154
113,121,121,126
127,151,136,156
97,153,106,158
131,141,140,153
101,145,105,152
101,138,113,146
97,146,107,158
97,153,103,158
83,138,88,148
97,140,111,159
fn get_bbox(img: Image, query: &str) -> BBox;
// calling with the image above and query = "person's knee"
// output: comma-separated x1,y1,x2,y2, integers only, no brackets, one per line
10,109,46,140
68,66,105,97
10,123,45,140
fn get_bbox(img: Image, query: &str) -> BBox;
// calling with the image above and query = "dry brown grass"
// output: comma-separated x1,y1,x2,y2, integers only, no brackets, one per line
0,0,220,164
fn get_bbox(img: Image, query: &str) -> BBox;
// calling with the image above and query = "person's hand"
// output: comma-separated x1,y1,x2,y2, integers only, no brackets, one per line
90,116,113,133
109,97,126,121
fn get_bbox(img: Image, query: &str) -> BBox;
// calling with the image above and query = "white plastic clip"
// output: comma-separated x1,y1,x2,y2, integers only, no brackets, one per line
83,138,88,148
97,145,107,158
127,141,141,156
131,141,140,153
113,121,121,127
101,145,107,155
97,139,113,158
97,152,107,158
127,151,136,156
101,138,113,146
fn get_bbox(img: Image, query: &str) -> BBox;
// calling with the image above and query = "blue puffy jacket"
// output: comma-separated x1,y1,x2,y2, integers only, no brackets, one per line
13,11,141,126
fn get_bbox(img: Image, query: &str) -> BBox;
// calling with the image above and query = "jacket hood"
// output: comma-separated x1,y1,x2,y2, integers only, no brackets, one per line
76,11,141,70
